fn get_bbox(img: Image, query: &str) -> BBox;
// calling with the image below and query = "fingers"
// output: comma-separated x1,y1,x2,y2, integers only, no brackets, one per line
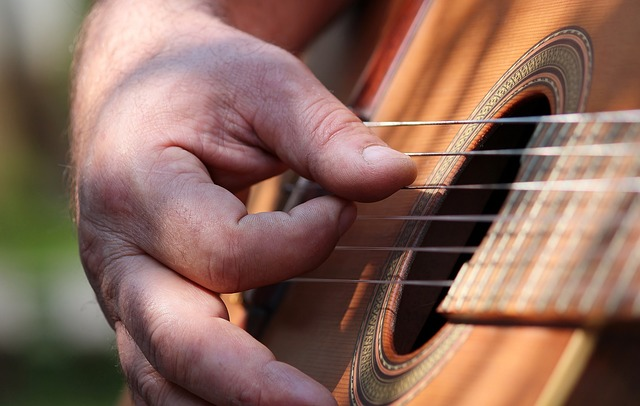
114,256,336,406
133,156,357,291
77,33,404,292
76,20,414,297
118,24,417,202
237,46,418,202
74,10,408,406
116,322,210,406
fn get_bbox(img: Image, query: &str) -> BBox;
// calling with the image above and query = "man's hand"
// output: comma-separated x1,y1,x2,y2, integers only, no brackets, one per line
71,1,416,404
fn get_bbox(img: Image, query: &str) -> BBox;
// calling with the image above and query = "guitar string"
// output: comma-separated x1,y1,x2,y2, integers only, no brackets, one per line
354,212,614,222
288,277,454,287
284,110,640,287
402,177,640,192
362,109,640,127
330,199,637,287
404,142,640,157
321,180,640,286
334,245,477,254
356,214,499,222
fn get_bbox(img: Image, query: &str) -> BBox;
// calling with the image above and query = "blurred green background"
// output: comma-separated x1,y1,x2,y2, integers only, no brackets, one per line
0,0,124,404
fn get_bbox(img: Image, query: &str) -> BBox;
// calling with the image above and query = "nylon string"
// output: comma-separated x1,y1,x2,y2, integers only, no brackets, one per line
285,110,640,287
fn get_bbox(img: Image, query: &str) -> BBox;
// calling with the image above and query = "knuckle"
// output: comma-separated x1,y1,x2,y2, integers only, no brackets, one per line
140,300,207,390
132,366,173,406
301,101,362,177
252,44,302,89
205,225,243,293
136,301,178,371
306,101,359,143
133,365,161,404
77,149,137,222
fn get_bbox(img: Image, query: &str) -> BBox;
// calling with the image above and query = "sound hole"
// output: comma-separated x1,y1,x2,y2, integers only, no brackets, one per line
392,96,551,355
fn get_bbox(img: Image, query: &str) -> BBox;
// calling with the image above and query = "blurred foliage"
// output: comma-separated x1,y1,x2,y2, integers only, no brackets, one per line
0,14,77,274
0,350,124,406
0,149,76,274
0,0,125,404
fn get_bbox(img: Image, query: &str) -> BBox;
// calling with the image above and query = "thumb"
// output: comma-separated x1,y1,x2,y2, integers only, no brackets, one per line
246,47,417,202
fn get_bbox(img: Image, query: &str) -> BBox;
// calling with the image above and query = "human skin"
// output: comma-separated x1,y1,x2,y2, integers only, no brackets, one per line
70,0,417,404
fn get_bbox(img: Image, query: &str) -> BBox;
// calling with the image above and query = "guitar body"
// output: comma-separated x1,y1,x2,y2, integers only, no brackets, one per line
258,1,640,404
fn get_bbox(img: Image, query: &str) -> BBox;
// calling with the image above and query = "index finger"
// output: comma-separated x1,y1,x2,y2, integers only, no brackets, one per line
250,50,418,201
179,34,418,202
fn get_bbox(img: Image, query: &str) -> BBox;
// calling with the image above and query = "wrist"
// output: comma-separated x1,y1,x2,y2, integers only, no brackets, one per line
71,0,221,129
192,0,353,51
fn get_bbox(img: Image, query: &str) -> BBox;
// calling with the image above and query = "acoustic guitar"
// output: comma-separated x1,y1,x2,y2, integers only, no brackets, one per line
246,0,640,405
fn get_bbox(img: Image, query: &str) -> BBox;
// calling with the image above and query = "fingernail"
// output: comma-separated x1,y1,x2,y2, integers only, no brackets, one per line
362,145,409,164
338,202,357,235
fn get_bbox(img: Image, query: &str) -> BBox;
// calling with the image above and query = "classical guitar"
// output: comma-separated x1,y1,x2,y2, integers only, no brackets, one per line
248,1,640,405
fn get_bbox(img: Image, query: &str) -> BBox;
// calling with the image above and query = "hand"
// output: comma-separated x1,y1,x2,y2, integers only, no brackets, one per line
71,1,416,404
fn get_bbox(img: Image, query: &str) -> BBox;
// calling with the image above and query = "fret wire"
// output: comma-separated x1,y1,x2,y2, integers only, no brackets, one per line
472,122,563,311
603,169,640,312
573,123,637,313
578,124,633,314
363,109,640,127
519,122,596,312
546,121,626,313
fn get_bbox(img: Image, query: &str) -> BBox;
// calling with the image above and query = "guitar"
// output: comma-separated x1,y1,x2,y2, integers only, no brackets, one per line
251,1,640,405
